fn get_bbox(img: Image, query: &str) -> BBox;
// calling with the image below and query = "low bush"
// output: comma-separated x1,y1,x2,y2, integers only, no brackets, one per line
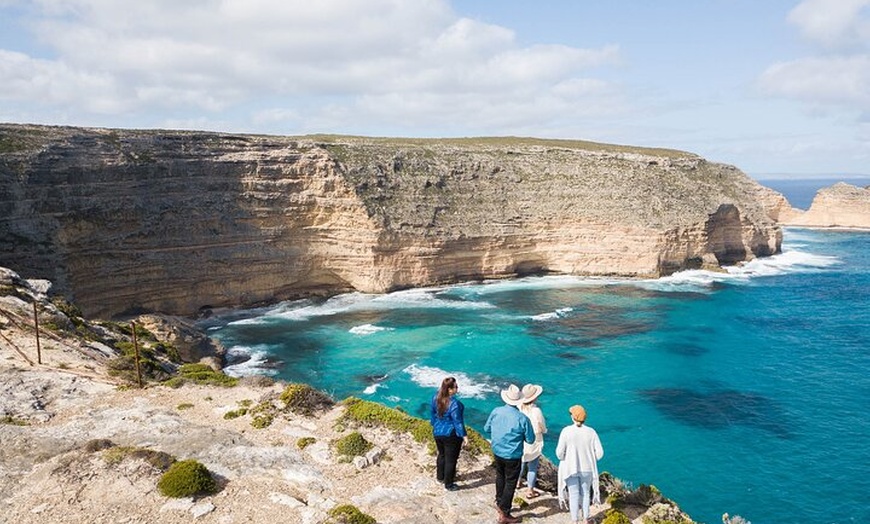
157,459,217,498
297,437,317,449
602,508,632,524
163,363,238,388
341,397,490,457
326,504,376,524
334,431,373,457
280,383,335,416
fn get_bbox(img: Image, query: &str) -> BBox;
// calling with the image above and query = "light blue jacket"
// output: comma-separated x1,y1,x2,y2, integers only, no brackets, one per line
484,404,535,459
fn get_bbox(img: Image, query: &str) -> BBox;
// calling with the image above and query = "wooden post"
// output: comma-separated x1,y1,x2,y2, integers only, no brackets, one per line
131,321,143,388
33,302,42,365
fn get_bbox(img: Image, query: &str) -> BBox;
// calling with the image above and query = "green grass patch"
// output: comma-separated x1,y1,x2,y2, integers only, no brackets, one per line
340,397,490,457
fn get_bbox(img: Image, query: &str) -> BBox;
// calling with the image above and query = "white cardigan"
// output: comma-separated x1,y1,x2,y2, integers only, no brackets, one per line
519,403,547,462
555,423,604,508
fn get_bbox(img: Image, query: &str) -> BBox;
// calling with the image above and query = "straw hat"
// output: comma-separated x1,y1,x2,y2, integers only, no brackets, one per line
521,384,543,404
500,384,525,406
569,405,587,423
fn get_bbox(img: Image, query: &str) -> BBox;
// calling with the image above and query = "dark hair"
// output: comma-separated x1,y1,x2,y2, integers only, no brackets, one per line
436,377,457,416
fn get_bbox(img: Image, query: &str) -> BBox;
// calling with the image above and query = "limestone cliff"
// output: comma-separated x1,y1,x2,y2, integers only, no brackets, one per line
0,124,781,318
779,182,870,229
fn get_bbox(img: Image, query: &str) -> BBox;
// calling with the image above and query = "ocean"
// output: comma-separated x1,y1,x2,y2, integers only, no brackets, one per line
202,189,869,524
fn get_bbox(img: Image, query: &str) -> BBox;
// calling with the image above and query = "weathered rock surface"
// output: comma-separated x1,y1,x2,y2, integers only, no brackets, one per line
780,182,870,229
0,124,781,318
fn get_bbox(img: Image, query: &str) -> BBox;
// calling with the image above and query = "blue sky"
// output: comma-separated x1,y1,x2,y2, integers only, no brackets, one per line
0,0,868,178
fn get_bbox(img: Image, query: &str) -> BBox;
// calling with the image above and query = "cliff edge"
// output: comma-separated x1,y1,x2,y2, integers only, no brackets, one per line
0,124,781,318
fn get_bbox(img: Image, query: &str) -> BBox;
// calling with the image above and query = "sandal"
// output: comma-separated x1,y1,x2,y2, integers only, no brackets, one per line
526,489,540,499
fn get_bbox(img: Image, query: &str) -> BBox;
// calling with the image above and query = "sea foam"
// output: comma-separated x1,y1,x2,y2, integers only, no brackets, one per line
404,363,498,399
222,344,279,377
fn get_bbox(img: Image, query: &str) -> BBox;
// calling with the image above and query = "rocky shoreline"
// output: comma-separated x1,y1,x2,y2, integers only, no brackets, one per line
1,267,704,524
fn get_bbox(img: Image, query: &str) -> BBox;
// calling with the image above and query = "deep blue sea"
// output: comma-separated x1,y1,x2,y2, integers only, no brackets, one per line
203,222,869,523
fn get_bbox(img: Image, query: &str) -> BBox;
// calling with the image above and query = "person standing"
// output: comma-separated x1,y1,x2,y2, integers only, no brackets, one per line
518,383,547,498
484,384,535,524
430,376,468,491
556,404,604,524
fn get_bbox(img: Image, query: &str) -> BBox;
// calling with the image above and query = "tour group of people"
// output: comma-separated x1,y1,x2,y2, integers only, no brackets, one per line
430,377,604,524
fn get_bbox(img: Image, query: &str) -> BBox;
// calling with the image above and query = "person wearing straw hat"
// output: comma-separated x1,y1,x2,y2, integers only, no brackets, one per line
556,404,604,524
518,384,547,499
484,384,535,524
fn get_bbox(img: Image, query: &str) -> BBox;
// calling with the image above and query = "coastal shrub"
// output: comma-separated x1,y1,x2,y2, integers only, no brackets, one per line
84,438,115,452
164,363,238,388
223,408,248,420
176,403,194,410
250,400,277,429
1,414,29,426
128,448,175,471
325,504,376,524
602,508,632,524
340,397,491,457
297,437,317,449
157,459,217,498
642,502,695,524
334,431,373,457
280,383,335,416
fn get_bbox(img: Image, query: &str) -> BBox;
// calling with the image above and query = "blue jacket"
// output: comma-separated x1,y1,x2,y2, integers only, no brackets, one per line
484,405,535,460
430,395,467,438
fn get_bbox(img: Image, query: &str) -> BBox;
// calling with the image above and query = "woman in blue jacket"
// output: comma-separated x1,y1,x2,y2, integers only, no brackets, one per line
430,376,468,491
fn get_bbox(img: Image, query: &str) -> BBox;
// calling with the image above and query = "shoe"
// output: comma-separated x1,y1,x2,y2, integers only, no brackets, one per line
498,514,522,524
525,489,540,499
445,483,459,491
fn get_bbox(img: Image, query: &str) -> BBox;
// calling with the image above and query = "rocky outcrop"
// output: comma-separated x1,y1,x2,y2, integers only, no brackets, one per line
780,182,870,228
0,124,781,318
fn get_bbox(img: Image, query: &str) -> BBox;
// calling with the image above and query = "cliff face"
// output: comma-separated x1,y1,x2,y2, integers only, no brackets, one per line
779,182,870,229
0,124,781,318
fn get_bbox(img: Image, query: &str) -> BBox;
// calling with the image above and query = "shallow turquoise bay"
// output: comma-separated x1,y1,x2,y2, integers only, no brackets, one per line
204,228,869,524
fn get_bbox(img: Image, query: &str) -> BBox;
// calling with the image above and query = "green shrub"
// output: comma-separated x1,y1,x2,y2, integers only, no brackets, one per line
297,437,317,449
157,459,217,498
280,383,335,416
326,504,376,524
1,414,29,426
163,363,238,388
103,446,138,465
223,408,247,420
251,413,274,429
602,508,632,524
340,397,490,457
176,403,194,410
334,431,373,457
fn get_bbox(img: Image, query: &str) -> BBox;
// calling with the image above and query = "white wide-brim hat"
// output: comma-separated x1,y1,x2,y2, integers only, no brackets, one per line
500,384,524,406
521,384,543,404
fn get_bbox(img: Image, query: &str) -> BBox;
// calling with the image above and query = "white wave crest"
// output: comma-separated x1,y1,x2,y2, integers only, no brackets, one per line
349,323,393,335
404,364,498,399
222,344,279,378
531,307,574,321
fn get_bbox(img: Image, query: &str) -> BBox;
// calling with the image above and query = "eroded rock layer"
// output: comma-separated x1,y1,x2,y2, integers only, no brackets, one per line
780,182,870,229
0,124,781,317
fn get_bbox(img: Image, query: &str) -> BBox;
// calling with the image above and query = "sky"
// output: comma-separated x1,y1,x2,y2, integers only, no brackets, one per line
0,0,868,178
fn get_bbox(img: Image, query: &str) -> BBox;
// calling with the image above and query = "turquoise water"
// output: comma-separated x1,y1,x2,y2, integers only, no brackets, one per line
203,229,869,524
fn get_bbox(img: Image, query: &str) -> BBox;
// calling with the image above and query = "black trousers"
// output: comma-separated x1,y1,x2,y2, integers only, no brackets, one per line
435,435,463,486
494,455,522,515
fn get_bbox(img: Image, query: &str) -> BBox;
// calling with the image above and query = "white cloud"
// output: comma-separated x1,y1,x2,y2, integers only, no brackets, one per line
787,0,870,49
0,0,623,132
759,55,870,107
760,0,870,114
